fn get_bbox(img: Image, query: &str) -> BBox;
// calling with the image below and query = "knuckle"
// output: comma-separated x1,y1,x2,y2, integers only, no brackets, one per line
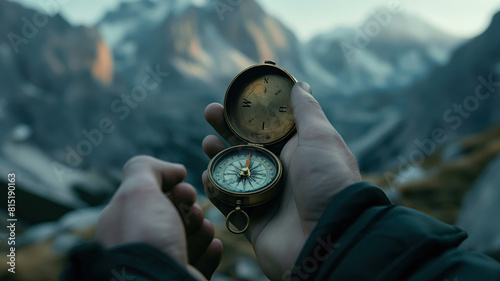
123,155,154,174
115,178,156,202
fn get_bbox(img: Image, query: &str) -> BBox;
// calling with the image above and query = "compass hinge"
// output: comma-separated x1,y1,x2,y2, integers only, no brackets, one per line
247,143,264,147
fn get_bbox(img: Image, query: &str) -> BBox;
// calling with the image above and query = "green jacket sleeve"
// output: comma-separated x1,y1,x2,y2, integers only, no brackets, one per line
291,181,500,281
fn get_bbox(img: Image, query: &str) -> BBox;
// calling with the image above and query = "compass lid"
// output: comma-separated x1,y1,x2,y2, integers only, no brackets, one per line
224,61,297,146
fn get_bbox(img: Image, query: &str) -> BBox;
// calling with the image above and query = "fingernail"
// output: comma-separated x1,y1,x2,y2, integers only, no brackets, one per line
298,81,312,94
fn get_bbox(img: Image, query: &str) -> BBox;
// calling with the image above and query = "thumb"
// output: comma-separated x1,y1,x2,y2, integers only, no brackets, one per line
290,82,335,144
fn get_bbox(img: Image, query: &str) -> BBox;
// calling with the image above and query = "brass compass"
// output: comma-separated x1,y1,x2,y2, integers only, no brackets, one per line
207,61,296,234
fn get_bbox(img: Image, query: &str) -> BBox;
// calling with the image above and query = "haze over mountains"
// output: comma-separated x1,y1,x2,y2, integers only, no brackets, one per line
1,0,499,214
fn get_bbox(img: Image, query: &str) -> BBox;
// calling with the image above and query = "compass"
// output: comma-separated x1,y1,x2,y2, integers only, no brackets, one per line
207,60,296,234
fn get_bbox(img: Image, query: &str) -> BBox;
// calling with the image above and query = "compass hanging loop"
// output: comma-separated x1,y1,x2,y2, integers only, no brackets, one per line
225,202,250,234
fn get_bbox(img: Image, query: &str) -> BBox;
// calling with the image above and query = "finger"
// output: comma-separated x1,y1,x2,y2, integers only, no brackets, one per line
168,183,202,234
122,155,186,193
204,103,243,146
202,135,227,159
178,203,204,235
187,219,215,264
168,182,197,206
290,82,339,145
193,238,223,280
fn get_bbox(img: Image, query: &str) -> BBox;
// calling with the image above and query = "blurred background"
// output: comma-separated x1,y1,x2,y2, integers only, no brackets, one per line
1,0,500,280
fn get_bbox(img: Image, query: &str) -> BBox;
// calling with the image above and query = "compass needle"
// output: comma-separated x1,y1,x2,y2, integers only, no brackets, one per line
245,153,251,167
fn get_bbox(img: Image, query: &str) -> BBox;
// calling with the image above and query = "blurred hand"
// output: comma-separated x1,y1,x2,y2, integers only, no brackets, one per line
202,82,362,280
96,156,223,280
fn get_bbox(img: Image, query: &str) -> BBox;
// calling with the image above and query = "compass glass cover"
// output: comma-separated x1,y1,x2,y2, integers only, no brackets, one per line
211,147,278,193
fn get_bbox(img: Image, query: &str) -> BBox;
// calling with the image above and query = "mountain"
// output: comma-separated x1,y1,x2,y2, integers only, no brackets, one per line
0,0,114,149
342,11,500,172
0,0,114,157
99,0,309,90
308,11,463,94
0,0,119,217
99,2,461,97
94,3,468,179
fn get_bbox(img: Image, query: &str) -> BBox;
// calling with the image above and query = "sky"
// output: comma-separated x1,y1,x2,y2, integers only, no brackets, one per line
14,0,500,41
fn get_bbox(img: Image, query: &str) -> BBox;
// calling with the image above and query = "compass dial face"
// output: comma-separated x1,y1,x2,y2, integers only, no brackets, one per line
211,147,279,193
225,64,296,145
